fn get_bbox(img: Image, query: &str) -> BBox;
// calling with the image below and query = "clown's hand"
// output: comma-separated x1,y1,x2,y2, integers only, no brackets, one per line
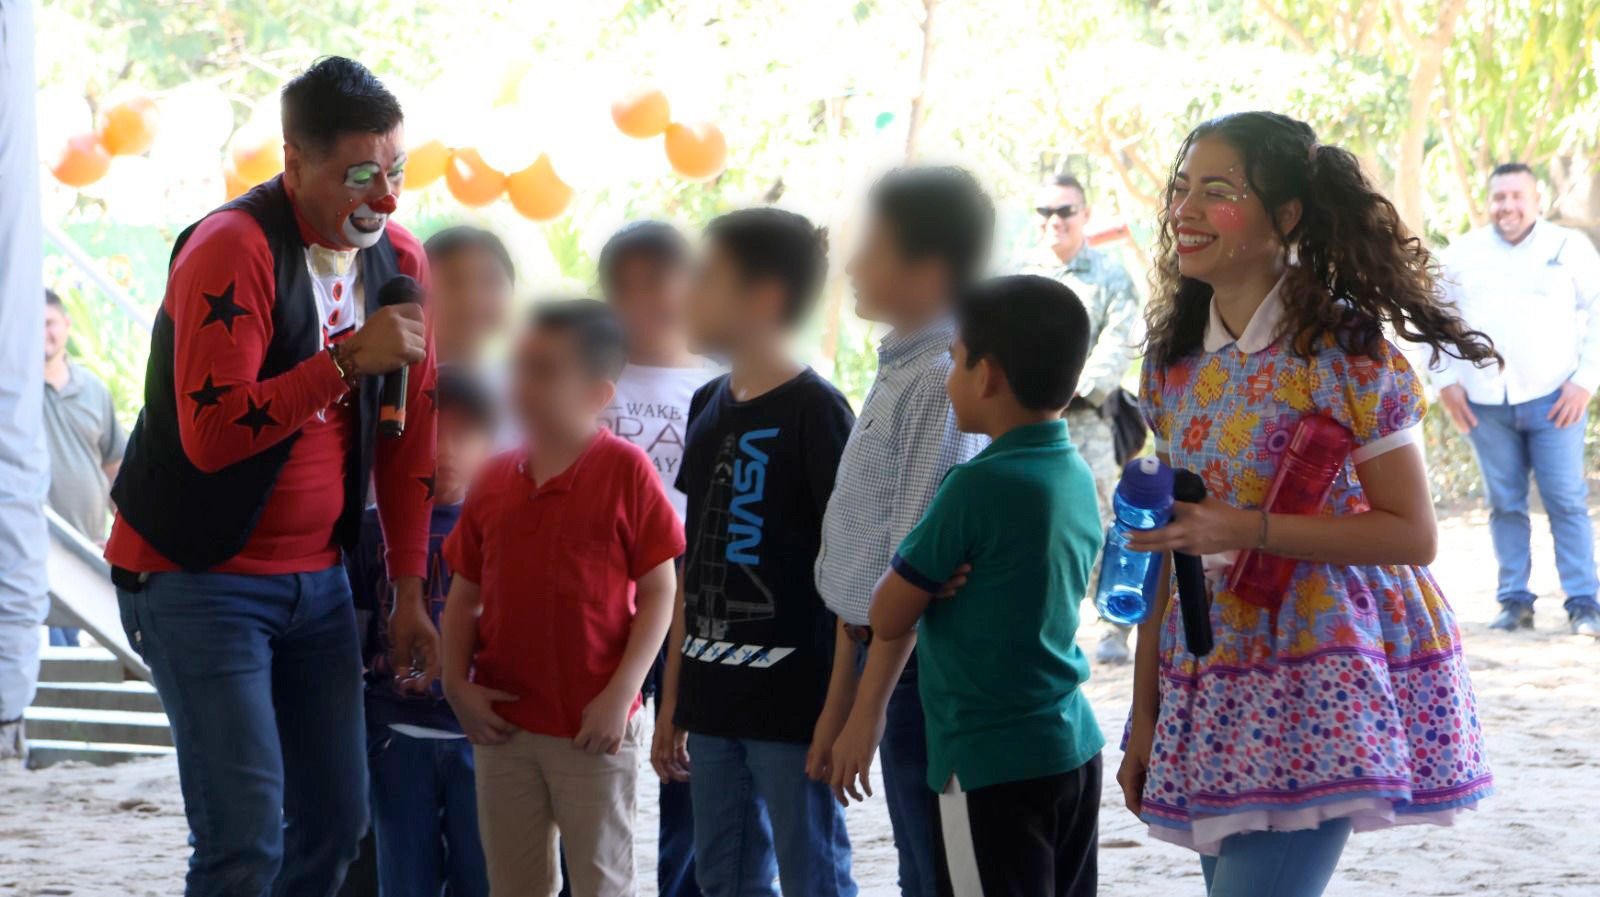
345,304,425,376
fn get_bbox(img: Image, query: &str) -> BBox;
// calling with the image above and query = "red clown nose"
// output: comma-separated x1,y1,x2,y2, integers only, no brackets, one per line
369,194,398,214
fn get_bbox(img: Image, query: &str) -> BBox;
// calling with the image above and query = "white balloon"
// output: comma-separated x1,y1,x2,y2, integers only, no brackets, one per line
150,83,236,158
474,106,541,176
93,156,167,227
36,86,92,162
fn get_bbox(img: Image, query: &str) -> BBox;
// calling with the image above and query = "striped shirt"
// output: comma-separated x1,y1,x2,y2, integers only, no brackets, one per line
814,320,988,625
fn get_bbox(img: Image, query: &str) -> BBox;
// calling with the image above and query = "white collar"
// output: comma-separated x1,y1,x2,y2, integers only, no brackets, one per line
1203,273,1290,354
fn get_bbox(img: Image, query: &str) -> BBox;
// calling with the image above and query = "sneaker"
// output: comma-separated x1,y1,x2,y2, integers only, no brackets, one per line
1569,608,1600,638
1095,624,1131,665
1488,604,1534,631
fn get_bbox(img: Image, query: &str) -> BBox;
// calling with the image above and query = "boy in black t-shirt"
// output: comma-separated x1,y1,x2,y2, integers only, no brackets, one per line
652,208,859,897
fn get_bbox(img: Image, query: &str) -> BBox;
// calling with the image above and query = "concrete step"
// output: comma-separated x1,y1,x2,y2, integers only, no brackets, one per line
23,706,173,748
33,680,164,714
25,738,174,769
39,645,125,683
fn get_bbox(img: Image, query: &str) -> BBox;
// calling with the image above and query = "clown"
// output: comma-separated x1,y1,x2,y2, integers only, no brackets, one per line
106,57,438,897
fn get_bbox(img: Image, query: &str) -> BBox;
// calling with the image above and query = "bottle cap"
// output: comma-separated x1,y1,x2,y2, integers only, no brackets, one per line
1288,415,1354,467
1117,456,1175,507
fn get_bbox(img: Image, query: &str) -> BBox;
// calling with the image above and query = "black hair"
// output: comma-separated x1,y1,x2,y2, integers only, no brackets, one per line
529,299,627,380
45,288,63,308
597,221,690,296
703,207,829,325
1050,173,1087,200
281,56,404,156
867,166,994,285
1489,162,1536,181
424,226,515,284
955,275,1089,411
1146,110,1498,371
434,365,498,434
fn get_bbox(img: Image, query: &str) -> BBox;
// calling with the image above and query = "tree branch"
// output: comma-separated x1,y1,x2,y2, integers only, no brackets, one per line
1251,0,1317,55
903,0,936,162
1353,1,1379,54
1439,89,1486,228
1386,0,1420,47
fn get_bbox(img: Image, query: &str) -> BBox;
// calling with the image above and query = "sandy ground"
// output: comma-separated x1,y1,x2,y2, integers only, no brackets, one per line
3,500,1597,897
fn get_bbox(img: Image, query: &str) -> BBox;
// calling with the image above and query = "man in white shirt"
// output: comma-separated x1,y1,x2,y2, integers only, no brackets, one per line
1435,163,1600,636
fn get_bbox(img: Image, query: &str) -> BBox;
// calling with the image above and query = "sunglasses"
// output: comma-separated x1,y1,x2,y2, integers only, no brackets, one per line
1036,204,1082,220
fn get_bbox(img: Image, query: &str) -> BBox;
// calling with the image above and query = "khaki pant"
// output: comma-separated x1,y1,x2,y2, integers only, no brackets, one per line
474,715,643,897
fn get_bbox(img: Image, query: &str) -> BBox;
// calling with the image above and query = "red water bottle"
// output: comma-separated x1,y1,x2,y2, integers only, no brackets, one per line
1226,415,1353,609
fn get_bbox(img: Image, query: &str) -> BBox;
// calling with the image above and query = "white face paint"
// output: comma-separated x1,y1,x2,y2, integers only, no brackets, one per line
341,202,389,248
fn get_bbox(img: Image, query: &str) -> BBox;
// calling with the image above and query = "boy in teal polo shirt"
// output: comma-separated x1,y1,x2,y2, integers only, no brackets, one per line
869,274,1105,897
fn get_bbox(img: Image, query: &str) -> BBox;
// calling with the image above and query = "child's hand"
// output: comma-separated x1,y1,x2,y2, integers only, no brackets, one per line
805,703,850,782
1126,497,1255,556
575,686,634,756
934,563,973,600
444,680,518,746
1117,723,1154,819
828,708,886,805
651,714,691,783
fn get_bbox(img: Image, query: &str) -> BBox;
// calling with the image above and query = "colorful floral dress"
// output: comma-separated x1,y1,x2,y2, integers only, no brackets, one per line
1137,320,1493,855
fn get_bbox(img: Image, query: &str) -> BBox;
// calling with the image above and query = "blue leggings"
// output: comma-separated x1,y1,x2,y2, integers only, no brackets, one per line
1200,818,1352,897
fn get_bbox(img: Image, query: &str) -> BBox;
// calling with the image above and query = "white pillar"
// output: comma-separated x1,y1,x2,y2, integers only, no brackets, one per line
0,0,52,721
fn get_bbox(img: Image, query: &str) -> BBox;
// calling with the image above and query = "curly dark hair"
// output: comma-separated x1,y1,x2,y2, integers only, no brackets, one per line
1144,111,1499,372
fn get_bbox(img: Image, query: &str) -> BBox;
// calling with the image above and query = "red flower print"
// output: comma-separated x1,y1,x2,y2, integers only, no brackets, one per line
1182,415,1213,452
1245,362,1276,402
1201,459,1234,501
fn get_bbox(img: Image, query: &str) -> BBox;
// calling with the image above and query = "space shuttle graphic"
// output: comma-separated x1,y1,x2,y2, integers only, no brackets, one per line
686,433,776,640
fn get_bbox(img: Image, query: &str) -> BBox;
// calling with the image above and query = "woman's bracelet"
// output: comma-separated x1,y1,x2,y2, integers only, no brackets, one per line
1255,510,1270,551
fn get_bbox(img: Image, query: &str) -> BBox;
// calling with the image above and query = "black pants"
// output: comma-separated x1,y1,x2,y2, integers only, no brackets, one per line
933,754,1101,897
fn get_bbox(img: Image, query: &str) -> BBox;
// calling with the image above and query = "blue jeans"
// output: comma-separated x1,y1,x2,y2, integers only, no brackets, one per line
1466,390,1600,613
878,654,939,897
48,626,80,646
646,646,701,897
367,727,488,897
1200,818,1351,897
686,733,856,897
117,567,368,897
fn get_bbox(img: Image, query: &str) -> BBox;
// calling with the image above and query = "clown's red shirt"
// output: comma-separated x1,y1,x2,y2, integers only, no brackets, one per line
105,208,436,579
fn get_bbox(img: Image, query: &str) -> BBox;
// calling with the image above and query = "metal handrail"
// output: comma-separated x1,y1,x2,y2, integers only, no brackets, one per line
43,221,156,332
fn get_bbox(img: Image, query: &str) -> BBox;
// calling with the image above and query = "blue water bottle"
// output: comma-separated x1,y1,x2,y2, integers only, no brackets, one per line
1093,457,1175,626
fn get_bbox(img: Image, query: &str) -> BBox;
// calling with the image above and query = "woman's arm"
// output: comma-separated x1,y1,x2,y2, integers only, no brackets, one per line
1127,443,1437,566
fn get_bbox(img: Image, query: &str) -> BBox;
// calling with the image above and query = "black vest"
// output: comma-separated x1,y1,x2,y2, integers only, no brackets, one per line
112,176,399,571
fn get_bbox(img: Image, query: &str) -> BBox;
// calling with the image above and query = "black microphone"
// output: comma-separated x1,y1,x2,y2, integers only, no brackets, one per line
375,274,423,439
1172,469,1214,657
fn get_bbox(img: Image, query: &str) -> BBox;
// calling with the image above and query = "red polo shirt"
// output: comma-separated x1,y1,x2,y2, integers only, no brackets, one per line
444,428,685,738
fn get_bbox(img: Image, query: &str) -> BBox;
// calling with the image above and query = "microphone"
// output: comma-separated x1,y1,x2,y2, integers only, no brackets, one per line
375,274,423,439
1171,469,1214,657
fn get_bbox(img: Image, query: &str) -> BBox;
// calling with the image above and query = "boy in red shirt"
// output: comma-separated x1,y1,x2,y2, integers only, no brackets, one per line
440,300,684,897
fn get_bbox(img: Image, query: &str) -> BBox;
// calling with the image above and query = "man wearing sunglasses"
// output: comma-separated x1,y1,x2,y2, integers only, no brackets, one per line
1021,174,1142,665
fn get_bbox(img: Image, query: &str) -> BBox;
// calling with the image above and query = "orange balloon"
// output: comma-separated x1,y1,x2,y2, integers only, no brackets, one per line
404,139,449,190
506,155,573,221
445,148,507,207
230,130,284,185
99,96,160,156
52,133,112,188
224,164,250,201
611,88,671,139
664,121,727,181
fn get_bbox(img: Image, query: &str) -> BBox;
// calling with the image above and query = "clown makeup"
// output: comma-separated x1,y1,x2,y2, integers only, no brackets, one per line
338,156,406,248
1166,136,1284,286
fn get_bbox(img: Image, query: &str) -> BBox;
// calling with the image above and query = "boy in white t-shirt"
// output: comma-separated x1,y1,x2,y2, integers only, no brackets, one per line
597,220,718,897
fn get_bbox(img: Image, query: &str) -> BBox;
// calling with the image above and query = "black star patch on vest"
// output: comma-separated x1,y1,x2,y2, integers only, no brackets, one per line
233,396,279,438
417,472,436,501
186,374,232,421
200,280,250,333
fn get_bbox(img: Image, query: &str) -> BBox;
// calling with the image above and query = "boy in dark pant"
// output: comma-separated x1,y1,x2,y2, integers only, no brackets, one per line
815,167,993,897
346,366,498,897
651,208,859,897
868,275,1106,897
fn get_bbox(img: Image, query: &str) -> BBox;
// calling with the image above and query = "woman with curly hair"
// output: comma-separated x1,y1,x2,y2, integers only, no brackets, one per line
1117,111,1499,897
